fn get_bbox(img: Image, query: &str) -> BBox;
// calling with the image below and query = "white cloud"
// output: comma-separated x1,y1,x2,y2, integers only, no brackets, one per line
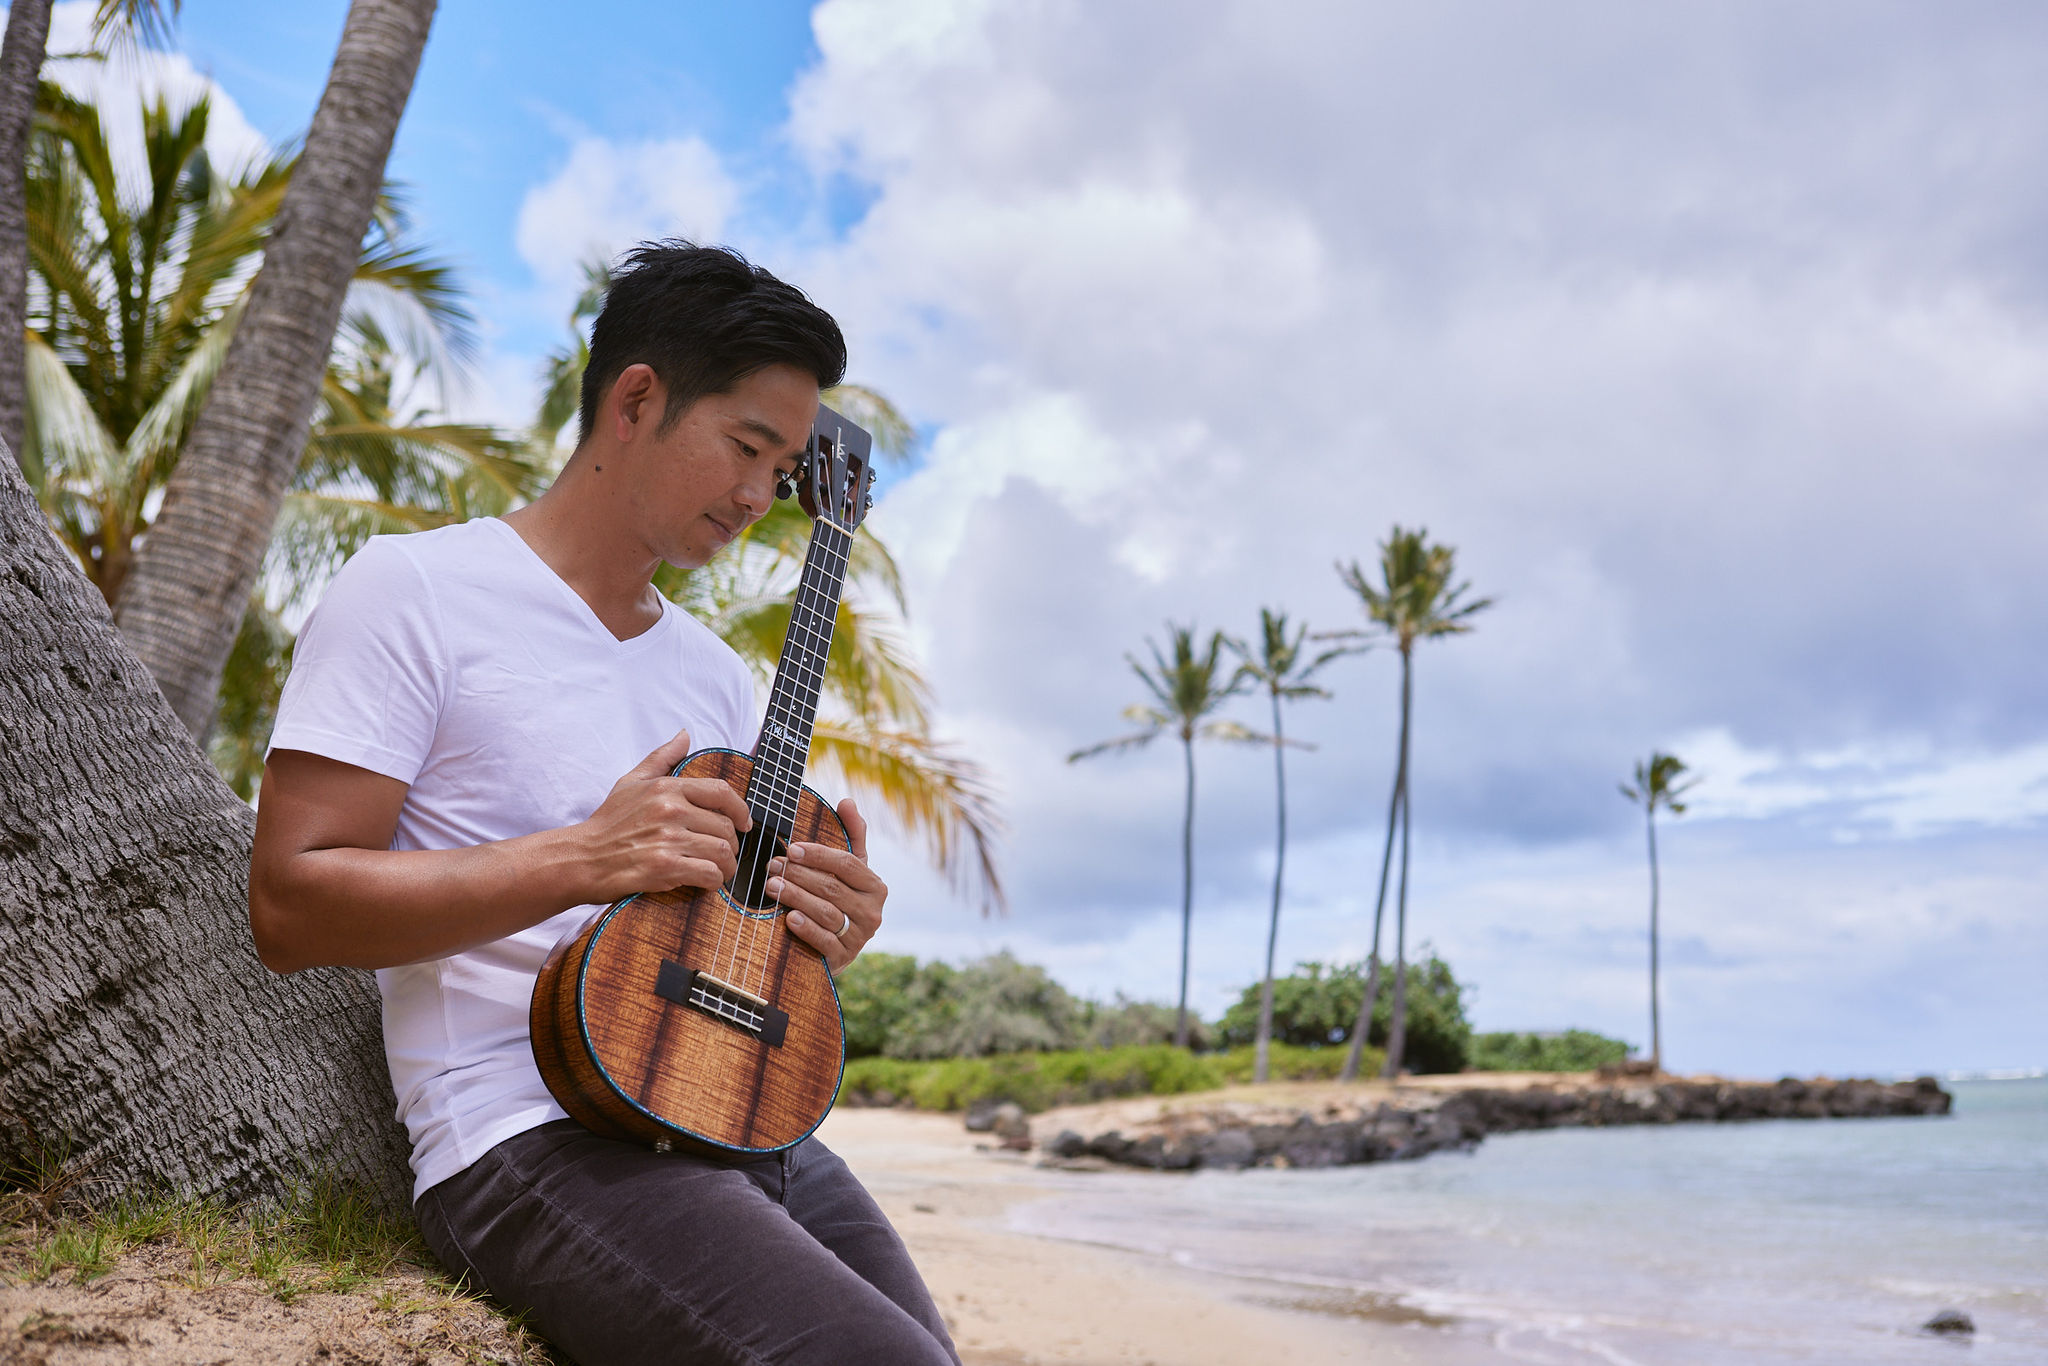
43,1,272,185
774,0,2048,1072
513,135,739,300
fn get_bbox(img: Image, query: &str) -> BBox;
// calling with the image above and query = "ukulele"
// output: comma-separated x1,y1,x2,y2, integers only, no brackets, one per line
530,402,875,1154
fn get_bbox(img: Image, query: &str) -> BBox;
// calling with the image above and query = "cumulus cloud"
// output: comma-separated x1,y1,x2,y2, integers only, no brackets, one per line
766,0,2048,1071
514,135,739,298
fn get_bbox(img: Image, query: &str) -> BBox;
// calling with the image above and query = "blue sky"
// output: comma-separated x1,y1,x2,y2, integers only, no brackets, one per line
38,1,2048,1079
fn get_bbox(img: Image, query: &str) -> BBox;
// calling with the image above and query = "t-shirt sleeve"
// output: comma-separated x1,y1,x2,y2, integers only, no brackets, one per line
268,537,450,785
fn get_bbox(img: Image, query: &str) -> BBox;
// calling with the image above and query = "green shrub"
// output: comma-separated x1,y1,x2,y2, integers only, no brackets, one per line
838,1044,1228,1112
1214,952,1471,1073
835,952,927,1059
835,951,1086,1059
1211,1040,1384,1083
1468,1029,1632,1072
1075,993,1211,1050
836,1040,1398,1113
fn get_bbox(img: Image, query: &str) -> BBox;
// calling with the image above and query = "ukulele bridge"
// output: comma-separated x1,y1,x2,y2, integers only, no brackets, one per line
655,960,789,1048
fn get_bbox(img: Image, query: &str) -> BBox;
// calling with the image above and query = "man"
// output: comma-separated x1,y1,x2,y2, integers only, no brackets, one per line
249,241,960,1365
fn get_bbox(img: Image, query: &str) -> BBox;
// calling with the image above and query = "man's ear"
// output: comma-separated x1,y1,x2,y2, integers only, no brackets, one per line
608,364,664,443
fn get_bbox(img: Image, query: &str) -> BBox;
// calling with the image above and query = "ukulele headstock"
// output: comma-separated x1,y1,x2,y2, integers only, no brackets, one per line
786,403,875,534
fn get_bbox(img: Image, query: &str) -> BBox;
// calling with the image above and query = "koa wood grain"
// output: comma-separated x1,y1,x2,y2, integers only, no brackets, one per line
529,748,848,1154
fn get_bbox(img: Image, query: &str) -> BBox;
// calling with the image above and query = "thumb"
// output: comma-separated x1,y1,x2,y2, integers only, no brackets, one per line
629,727,695,780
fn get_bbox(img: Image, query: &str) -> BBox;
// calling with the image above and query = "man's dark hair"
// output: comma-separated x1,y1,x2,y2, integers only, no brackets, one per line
578,240,848,443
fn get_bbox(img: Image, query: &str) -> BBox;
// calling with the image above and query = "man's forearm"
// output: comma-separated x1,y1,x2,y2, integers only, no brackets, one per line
250,825,594,974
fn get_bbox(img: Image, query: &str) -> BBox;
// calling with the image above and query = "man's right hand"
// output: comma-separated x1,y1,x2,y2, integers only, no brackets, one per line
575,729,754,904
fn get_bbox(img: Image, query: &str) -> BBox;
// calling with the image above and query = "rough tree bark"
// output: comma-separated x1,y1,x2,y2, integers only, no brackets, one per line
114,0,437,736
0,441,410,1213
0,0,52,467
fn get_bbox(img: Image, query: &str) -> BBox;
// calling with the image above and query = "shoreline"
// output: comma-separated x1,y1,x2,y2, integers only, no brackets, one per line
1025,1071,1952,1172
814,1105,1411,1364
824,1071,1959,1363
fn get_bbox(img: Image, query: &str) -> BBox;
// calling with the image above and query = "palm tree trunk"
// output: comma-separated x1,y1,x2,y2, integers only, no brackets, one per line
1255,689,1286,1084
1647,804,1661,1072
1340,715,1403,1082
0,0,51,468
113,0,438,736
1381,648,1415,1079
1174,730,1196,1049
0,441,412,1215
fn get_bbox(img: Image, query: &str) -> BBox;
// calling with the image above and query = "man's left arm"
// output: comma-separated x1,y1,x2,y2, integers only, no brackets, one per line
767,798,886,972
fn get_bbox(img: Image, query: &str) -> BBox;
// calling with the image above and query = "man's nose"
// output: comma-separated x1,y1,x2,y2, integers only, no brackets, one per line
734,469,776,519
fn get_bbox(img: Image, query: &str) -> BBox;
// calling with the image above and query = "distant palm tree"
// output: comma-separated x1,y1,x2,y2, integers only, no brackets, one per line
1228,608,1357,1082
1070,623,1252,1047
1620,751,1697,1073
1335,528,1492,1080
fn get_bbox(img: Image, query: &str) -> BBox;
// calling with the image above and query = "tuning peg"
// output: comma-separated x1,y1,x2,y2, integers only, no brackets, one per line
776,473,799,501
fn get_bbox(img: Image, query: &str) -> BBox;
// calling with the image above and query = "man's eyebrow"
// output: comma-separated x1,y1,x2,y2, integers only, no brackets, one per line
735,416,794,450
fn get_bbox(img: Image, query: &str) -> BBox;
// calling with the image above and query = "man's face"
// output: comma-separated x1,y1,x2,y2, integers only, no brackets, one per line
625,362,821,571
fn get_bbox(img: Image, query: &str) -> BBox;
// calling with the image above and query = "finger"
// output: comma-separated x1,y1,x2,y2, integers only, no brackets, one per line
784,841,882,892
676,777,753,833
837,798,868,862
628,728,694,780
672,832,739,883
782,904,855,969
666,799,739,851
772,861,877,927
665,856,737,892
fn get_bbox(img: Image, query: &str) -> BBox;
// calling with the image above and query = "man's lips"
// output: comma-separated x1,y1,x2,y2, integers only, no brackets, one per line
705,513,737,542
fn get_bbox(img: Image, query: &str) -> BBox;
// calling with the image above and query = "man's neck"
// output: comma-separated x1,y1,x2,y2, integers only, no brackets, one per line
503,455,666,643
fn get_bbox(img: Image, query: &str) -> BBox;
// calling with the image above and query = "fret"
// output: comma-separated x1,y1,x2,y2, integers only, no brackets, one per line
745,513,855,827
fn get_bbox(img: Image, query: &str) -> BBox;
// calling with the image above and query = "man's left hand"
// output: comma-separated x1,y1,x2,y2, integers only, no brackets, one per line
769,799,886,972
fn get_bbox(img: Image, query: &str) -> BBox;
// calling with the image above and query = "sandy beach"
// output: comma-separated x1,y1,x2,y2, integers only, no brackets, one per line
818,1095,1422,1366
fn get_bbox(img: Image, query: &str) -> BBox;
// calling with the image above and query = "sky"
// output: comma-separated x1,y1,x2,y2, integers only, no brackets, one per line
33,0,2048,1078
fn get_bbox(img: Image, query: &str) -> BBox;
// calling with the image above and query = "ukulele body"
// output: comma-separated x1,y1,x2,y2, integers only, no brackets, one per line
530,748,849,1155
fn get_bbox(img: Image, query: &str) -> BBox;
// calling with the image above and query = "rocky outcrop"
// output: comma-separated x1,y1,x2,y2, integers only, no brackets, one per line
1042,1076,1952,1173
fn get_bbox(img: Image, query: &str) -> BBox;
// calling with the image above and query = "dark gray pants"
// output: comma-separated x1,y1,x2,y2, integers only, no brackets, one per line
415,1120,960,1366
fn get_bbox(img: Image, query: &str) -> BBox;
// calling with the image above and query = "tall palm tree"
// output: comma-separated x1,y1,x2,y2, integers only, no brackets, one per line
1070,623,1253,1047
1336,528,1492,1079
0,0,180,466
1228,608,1357,1082
1620,751,1697,1073
17,82,534,795
533,266,1006,912
115,0,439,738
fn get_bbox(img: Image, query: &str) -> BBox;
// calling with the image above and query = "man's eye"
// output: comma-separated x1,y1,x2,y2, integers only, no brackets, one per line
736,440,759,459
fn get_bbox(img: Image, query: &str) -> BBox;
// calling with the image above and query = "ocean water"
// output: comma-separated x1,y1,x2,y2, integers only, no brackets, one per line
1007,1078,2048,1364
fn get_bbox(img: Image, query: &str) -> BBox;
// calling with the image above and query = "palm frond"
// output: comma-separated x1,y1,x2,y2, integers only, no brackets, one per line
808,720,1007,915
1068,730,1162,762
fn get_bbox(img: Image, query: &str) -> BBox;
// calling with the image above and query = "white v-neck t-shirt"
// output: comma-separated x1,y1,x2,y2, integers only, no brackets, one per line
268,517,760,1200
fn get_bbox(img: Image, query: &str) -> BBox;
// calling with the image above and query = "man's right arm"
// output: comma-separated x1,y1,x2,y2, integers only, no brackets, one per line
248,728,751,974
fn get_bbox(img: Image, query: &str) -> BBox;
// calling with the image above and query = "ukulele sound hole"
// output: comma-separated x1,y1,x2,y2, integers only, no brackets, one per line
730,821,791,910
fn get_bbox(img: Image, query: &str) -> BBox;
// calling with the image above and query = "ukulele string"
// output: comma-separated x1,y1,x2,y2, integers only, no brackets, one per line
729,543,819,994
745,522,847,1001
747,534,831,998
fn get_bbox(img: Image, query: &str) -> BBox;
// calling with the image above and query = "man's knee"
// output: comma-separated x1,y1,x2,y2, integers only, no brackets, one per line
792,1315,956,1366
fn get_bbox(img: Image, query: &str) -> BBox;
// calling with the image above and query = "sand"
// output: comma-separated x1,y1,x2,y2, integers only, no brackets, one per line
817,1101,1431,1365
